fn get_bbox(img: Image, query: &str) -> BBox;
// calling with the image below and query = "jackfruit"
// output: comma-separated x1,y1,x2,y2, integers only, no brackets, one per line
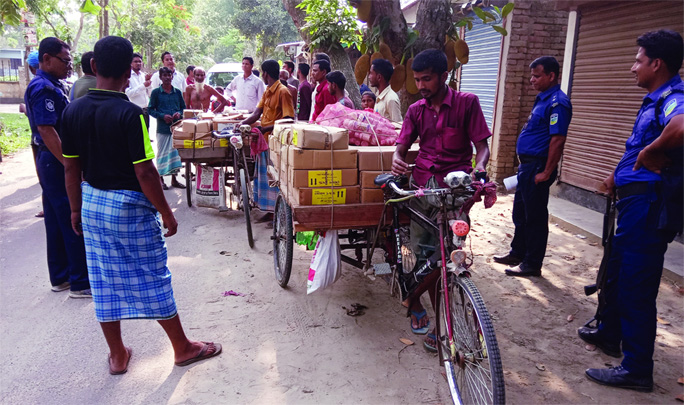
355,54,371,85
390,64,406,92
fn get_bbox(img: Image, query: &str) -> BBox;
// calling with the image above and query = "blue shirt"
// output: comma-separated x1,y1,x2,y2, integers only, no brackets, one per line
24,69,70,146
148,85,186,134
516,84,572,157
614,75,684,187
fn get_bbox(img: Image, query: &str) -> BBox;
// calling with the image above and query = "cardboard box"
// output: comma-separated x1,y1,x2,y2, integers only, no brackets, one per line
361,188,385,203
183,109,202,119
273,121,294,145
284,146,357,170
172,127,194,140
288,185,360,206
181,119,197,133
269,148,279,171
287,168,358,188
351,143,419,171
213,117,241,133
291,124,349,150
172,132,213,148
199,111,215,120
359,170,387,189
196,119,212,133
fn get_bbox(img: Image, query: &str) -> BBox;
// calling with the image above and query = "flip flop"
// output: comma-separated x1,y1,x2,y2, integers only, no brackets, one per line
424,333,438,353
175,342,222,367
108,347,132,375
410,309,430,335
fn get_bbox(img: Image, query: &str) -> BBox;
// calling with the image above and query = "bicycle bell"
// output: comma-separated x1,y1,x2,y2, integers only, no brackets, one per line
444,171,472,189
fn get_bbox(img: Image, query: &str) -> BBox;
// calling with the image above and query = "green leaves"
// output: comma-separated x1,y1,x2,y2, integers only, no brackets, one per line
298,0,359,51
79,0,100,16
502,3,514,19
492,25,507,36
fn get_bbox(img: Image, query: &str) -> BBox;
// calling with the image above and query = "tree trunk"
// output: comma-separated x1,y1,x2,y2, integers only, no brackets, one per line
371,0,407,65
414,0,452,51
281,0,309,42
328,45,361,108
71,13,84,53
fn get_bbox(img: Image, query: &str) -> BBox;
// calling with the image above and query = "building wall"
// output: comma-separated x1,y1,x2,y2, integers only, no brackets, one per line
489,0,569,182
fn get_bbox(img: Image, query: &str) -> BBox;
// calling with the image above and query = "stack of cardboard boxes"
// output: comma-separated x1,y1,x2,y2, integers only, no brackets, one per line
269,122,420,206
172,118,213,149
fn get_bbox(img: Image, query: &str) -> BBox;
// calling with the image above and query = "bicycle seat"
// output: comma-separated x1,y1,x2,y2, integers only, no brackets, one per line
374,173,408,188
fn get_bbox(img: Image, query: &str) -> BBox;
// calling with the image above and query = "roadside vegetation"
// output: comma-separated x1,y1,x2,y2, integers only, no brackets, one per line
0,113,31,157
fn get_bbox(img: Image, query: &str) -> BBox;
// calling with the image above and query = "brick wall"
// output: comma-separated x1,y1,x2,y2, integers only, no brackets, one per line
489,0,569,182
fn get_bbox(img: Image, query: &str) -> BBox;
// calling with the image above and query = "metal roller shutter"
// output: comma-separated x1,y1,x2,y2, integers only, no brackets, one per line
560,1,684,192
459,18,503,131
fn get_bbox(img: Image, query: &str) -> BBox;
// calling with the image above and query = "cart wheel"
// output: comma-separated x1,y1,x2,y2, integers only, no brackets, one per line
240,168,254,248
185,163,192,207
273,194,293,288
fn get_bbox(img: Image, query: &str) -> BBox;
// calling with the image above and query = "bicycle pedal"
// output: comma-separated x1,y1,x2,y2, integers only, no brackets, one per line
373,263,392,276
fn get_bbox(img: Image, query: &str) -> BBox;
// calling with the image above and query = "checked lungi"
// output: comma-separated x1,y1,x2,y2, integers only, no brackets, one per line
81,182,177,322
254,151,278,212
156,132,182,176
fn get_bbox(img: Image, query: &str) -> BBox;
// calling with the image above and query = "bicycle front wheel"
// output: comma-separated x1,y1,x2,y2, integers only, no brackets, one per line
435,275,505,405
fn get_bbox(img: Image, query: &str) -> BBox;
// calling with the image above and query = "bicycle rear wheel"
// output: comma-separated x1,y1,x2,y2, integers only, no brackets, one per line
273,194,293,288
239,168,254,248
435,275,505,405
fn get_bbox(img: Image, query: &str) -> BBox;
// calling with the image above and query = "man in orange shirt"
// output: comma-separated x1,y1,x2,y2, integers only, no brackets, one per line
241,60,294,223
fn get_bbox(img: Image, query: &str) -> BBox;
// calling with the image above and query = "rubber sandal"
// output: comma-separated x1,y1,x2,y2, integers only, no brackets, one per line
175,342,222,367
410,309,430,335
424,333,438,353
108,347,132,375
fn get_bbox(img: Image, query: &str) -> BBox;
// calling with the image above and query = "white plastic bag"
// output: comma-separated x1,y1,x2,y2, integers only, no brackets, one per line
307,230,341,294
194,164,227,210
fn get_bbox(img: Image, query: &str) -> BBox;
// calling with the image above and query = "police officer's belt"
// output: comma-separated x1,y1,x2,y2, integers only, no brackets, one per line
616,181,661,200
518,155,547,164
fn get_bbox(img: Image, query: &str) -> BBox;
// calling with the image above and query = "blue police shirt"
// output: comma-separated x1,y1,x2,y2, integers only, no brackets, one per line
614,75,684,187
24,69,69,146
516,84,572,157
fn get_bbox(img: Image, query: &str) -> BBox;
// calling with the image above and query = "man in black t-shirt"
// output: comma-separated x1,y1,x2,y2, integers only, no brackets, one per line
61,36,221,375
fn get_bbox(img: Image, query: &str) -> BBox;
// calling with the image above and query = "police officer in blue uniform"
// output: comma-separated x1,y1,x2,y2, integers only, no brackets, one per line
493,56,572,277
25,37,91,298
579,30,684,392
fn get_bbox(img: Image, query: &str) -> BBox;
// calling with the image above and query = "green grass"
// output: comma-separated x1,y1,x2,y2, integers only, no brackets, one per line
0,113,32,156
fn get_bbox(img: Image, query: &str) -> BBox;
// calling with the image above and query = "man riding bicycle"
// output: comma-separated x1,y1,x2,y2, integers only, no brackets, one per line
391,49,491,351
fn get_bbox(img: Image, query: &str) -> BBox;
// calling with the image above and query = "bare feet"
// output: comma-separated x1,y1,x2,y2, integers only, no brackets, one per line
109,347,132,375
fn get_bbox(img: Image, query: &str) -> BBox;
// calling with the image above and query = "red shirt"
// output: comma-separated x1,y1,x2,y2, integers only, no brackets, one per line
312,79,338,120
397,87,491,187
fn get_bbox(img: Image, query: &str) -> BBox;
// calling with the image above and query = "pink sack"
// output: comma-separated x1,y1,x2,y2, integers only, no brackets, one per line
314,103,398,146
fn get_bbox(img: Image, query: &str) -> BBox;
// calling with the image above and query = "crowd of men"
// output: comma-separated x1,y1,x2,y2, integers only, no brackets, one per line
20,28,682,395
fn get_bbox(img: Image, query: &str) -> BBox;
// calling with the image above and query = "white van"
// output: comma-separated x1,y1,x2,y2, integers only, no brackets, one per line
206,62,242,88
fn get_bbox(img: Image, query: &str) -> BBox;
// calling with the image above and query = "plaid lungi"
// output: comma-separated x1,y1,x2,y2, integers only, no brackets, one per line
156,132,181,176
254,151,278,212
81,182,177,322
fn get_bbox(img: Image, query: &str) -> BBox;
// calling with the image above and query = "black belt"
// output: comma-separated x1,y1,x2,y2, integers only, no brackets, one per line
518,155,547,164
616,181,661,200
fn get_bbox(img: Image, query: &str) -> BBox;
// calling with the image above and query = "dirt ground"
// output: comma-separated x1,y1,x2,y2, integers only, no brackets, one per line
1,145,682,404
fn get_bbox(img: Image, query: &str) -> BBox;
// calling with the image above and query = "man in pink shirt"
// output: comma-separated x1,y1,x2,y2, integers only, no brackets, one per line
311,59,338,120
392,49,491,351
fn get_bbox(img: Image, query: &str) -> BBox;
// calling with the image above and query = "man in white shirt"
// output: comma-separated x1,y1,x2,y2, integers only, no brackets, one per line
226,57,265,112
150,51,187,93
125,52,152,128
368,58,402,122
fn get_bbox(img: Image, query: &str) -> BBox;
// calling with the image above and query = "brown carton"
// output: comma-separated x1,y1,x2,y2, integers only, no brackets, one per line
183,109,202,119
359,170,386,189
351,143,420,171
291,123,349,150
361,188,385,203
181,119,197,132
273,120,294,144
213,117,241,132
172,127,194,140
172,132,215,149
288,185,360,206
195,119,213,133
285,146,357,170
287,168,358,188
269,148,279,171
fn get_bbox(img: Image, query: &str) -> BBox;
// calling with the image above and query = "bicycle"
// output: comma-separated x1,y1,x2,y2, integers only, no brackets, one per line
375,170,505,405
212,125,256,248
